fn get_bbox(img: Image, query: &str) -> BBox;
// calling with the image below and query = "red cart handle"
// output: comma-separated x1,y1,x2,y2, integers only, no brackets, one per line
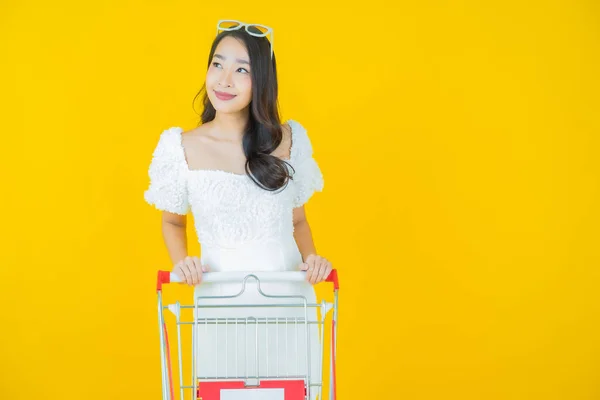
325,268,339,290
156,270,172,292
157,269,339,292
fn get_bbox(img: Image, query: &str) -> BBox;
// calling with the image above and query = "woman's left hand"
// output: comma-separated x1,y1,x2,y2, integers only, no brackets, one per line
300,254,333,284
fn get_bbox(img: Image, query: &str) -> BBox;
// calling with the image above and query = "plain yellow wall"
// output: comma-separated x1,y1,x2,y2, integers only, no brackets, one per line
1,1,599,399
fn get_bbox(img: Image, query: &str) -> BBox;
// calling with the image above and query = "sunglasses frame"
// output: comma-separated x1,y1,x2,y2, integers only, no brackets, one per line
216,19,274,59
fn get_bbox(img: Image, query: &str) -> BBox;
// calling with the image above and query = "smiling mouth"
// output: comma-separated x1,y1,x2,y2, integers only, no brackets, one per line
214,90,237,100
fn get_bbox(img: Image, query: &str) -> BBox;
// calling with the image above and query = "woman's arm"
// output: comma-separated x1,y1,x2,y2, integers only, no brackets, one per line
292,205,317,262
293,205,332,284
161,211,189,265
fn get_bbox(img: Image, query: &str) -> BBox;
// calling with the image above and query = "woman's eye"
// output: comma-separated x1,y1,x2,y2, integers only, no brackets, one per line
211,62,248,74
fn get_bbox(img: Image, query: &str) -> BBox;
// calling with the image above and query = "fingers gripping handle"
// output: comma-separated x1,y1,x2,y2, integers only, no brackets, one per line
156,269,339,292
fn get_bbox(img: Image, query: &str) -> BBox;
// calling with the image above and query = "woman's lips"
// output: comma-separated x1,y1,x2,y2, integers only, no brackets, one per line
214,90,236,101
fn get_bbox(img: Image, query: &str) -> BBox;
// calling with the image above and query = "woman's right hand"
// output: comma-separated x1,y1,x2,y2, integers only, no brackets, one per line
172,256,210,286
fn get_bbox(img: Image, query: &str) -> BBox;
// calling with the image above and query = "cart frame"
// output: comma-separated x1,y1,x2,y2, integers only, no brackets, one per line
156,270,339,400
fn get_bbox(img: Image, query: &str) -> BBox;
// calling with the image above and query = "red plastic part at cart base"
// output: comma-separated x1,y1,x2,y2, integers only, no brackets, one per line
197,380,305,399
157,270,171,292
326,269,339,290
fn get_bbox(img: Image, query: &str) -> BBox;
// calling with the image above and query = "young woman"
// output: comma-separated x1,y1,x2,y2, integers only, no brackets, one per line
144,20,331,398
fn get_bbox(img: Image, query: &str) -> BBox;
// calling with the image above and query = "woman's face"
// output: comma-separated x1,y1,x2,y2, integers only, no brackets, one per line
205,36,253,114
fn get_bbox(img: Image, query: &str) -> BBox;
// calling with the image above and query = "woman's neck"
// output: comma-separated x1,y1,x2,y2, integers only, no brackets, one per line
212,110,249,141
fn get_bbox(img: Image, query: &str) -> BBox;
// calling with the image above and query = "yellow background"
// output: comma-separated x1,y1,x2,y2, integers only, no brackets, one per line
1,1,599,399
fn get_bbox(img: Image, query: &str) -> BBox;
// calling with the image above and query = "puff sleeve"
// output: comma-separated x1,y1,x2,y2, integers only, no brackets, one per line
143,127,190,215
288,120,324,208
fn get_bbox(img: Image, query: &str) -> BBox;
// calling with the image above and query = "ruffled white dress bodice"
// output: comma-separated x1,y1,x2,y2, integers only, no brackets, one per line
143,119,324,273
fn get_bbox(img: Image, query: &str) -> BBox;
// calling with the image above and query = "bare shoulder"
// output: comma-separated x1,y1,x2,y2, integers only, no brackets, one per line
179,123,218,156
180,122,211,141
275,121,293,160
281,121,292,136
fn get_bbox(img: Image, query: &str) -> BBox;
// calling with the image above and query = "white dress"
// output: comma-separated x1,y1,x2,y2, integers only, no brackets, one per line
144,119,324,398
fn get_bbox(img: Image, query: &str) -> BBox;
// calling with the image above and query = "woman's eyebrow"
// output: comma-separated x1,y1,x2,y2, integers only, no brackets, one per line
213,53,250,65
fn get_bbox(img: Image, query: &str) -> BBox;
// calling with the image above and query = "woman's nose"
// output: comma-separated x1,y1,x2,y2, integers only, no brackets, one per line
219,71,233,87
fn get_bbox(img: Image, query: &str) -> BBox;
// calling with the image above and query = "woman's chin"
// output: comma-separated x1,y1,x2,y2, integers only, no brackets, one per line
211,101,249,114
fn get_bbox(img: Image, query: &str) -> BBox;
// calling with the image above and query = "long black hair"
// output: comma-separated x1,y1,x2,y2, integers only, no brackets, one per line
192,27,294,192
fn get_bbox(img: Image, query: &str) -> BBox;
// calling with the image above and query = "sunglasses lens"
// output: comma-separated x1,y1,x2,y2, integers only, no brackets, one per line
247,24,269,36
219,21,241,30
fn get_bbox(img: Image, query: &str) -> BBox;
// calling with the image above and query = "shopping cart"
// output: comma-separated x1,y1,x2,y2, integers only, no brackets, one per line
156,270,339,400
